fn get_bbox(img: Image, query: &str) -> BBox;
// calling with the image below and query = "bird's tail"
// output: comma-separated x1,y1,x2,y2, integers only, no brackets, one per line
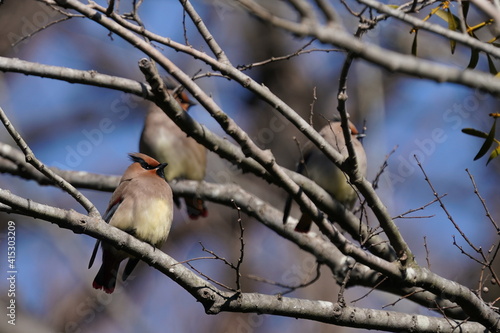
294,212,313,233
185,197,208,219
92,259,121,294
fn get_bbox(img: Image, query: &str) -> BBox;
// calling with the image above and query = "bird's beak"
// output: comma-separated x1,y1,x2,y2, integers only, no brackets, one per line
157,163,168,179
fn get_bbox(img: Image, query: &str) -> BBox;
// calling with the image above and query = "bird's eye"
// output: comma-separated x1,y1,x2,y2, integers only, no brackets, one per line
129,154,160,170
141,162,156,170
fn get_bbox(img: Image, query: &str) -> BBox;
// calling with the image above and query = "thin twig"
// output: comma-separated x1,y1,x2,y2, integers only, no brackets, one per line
180,0,230,63
123,0,147,40
181,7,191,47
309,86,317,127
337,261,354,307
247,262,322,296
415,155,480,253
0,106,99,218
371,145,397,190
466,168,499,232
433,299,456,330
173,256,220,265
392,196,443,220
314,0,340,23
199,242,237,270
351,276,388,304
232,199,245,292
452,236,485,265
423,236,431,269
11,16,72,48
236,41,342,71
186,262,236,292
382,288,427,309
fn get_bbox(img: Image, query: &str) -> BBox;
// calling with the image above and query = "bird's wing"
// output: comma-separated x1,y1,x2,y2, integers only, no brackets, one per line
122,258,140,281
88,195,124,269
282,158,307,224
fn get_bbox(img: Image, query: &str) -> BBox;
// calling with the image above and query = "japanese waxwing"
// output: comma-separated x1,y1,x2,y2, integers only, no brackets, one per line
89,153,173,294
284,118,367,233
139,87,208,219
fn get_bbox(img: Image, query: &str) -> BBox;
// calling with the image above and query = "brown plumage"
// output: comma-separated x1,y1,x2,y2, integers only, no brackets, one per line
89,153,174,293
284,120,367,233
139,90,208,219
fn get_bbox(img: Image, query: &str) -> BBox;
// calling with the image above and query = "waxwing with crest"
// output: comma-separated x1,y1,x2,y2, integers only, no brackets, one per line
89,153,173,294
283,118,367,233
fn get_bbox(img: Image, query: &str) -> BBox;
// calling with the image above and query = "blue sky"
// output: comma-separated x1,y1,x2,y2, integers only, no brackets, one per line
1,1,499,332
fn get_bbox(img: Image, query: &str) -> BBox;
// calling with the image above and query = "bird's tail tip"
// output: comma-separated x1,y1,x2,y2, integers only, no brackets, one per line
186,197,208,220
92,281,115,294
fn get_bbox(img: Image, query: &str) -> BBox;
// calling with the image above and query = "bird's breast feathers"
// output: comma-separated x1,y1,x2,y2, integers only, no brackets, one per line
110,196,173,247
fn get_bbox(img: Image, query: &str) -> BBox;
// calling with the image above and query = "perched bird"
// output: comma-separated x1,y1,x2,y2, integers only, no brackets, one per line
284,118,367,233
139,88,208,219
89,153,174,294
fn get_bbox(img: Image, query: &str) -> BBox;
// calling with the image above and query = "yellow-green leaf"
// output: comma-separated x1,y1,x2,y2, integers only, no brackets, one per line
435,9,459,53
487,145,500,165
435,9,455,26
474,118,497,161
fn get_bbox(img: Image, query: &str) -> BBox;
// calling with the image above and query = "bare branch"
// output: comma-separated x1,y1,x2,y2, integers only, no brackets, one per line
393,196,442,220
179,0,231,63
0,56,149,96
466,169,499,232
0,106,99,218
415,156,480,253
235,0,500,94
0,186,484,332
470,0,500,36
359,0,500,60
314,0,340,23
232,199,245,292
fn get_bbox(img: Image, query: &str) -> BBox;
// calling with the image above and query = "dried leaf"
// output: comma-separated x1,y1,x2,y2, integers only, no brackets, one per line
487,145,500,165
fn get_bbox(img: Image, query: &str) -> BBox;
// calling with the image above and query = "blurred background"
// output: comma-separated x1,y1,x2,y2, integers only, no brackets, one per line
0,0,499,332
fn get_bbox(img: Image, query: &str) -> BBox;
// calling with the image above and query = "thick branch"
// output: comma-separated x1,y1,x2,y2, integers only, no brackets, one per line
0,56,149,96
136,59,399,278
0,145,468,319
0,190,486,332
49,0,442,267
0,56,270,180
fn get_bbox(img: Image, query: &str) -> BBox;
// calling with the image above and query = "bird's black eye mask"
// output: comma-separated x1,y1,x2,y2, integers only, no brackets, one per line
129,154,155,169
129,154,168,178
